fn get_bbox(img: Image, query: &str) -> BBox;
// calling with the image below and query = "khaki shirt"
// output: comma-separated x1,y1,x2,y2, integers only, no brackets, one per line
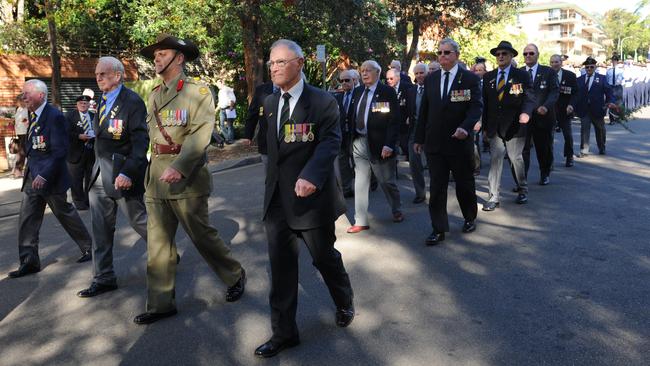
145,72,215,199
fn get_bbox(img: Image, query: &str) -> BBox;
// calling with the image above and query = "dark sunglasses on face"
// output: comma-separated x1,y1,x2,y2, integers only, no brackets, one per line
339,78,351,83
523,52,536,56
585,65,595,69
437,50,453,56
495,51,510,57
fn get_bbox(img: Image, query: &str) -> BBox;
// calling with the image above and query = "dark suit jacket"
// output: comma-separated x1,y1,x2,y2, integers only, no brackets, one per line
348,82,401,161
571,73,613,118
415,68,483,155
263,83,346,230
333,90,354,150
90,86,149,198
482,67,536,140
522,64,559,129
555,69,578,121
22,103,70,194
400,71,413,85
395,82,412,135
244,82,274,155
405,85,421,134
66,110,95,164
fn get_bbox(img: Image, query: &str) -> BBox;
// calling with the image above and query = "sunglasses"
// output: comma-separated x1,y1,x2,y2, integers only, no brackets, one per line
339,78,351,83
436,50,454,56
495,51,510,57
585,65,596,69
523,52,536,56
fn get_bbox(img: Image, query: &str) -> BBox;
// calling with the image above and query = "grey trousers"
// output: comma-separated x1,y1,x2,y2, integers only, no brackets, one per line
580,114,606,154
18,178,92,269
89,175,147,286
352,136,401,226
487,134,527,203
407,129,426,199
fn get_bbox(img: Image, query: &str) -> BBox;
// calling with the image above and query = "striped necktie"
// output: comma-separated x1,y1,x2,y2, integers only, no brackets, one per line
99,94,108,126
28,111,37,137
81,113,90,132
497,71,506,101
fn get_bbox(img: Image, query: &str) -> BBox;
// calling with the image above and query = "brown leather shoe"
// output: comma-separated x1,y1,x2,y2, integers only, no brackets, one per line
392,212,404,223
346,225,369,234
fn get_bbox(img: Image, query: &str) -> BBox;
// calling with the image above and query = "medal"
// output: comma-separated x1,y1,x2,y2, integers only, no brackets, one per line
301,124,308,142
307,131,314,142
284,134,291,143
284,125,291,143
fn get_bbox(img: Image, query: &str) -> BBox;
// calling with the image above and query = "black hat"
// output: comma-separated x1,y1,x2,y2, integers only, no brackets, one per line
490,41,518,57
611,54,620,61
76,95,91,102
140,34,200,62
475,56,486,64
582,57,597,65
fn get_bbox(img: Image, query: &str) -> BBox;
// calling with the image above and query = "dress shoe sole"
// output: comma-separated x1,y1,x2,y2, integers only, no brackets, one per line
425,239,444,246
482,203,499,212
77,285,118,298
133,309,178,325
255,339,300,358
8,267,40,278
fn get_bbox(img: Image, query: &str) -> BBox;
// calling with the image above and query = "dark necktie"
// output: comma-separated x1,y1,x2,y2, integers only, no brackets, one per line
343,92,351,113
528,68,534,83
99,94,108,127
278,92,291,141
497,71,506,101
442,71,450,100
612,68,616,85
418,85,423,95
356,88,370,131
586,75,591,90
81,113,90,133
28,111,37,138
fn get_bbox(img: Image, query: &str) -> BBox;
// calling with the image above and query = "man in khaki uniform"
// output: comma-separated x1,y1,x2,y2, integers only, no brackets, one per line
133,34,246,325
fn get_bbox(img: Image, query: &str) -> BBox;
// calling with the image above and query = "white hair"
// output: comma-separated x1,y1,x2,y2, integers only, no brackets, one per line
24,79,48,100
390,59,401,71
439,38,460,53
348,69,360,81
361,60,382,74
97,56,125,82
270,39,304,59
413,63,428,73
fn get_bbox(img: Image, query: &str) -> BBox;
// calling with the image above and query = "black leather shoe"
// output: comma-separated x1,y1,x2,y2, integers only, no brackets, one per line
462,221,476,233
516,193,528,204
343,191,354,198
599,149,606,155
8,264,40,278
539,176,550,186
482,202,499,211
226,268,246,302
412,196,426,204
77,282,118,298
254,338,300,358
565,159,574,167
425,232,445,246
133,309,178,325
77,250,92,263
176,254,181,264
336,305,355,327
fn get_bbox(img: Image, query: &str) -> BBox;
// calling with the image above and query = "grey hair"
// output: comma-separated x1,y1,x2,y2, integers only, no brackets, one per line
24,79,48,100
550,54,563,62
348,69,360,81
361,60,382,74
390,59,402,71
386,68,400,78
270,39,304,59
413,63,428,73
525,43,539,53
428,61,441,71
439,38,460,53
98,56,125,82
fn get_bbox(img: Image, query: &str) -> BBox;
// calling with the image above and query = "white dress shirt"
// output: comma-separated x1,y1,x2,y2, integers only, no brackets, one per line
440,63,459,97
276,79,305,135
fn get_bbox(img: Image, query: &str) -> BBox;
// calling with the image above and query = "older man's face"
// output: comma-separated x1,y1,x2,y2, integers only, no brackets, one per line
549,57,562,71
360,64,379,86
21,84,45,112
414,67,427,85
386,69,400,88
95,60,122,92
339,71,354,92
437,43,458,71
523,45,539,67
495,50,513,68
428,62,440,74
269,45,304,90
76,100,89,113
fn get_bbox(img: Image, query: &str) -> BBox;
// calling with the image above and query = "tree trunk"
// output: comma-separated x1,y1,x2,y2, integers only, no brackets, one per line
396,12,408,67
45,0,61,107
403,11,421,73
238,0,264,103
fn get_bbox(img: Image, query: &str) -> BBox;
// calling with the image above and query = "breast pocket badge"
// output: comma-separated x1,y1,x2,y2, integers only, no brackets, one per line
107,119,124,140
509,83,523,95
371,102,390,113
450,89,471,102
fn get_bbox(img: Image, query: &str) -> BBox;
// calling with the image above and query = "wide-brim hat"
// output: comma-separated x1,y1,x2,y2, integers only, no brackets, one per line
490,41,518,57
582,57,597,65
140,34,200,62
76,95,91,102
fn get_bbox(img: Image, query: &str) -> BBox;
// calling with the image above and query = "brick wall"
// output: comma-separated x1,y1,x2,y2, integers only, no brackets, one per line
0,54,139,107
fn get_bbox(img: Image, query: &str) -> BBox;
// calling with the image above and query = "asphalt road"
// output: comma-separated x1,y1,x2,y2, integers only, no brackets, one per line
0,109,648,366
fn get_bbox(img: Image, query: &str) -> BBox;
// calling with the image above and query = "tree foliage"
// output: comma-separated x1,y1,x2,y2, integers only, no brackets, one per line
600,7,650,60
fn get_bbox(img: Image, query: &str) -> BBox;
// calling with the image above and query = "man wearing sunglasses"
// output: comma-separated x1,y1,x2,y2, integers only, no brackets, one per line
569,57,615,157
414,38,482,245
333,69,357,197
482,41,536,211
518,44,559,186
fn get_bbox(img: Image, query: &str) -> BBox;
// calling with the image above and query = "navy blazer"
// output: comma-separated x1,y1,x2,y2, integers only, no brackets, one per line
244,82,275,155
89,86,149,198
333,90,354,149
571,73,613,118
415,68,483,155
66,109,95,164
348,82,401,161
482,67,536,140
263,83,346,230
22,103,70,194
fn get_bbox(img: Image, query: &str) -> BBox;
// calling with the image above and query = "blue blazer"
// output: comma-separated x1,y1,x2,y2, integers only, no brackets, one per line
23,103,70,194
572,73,613,118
